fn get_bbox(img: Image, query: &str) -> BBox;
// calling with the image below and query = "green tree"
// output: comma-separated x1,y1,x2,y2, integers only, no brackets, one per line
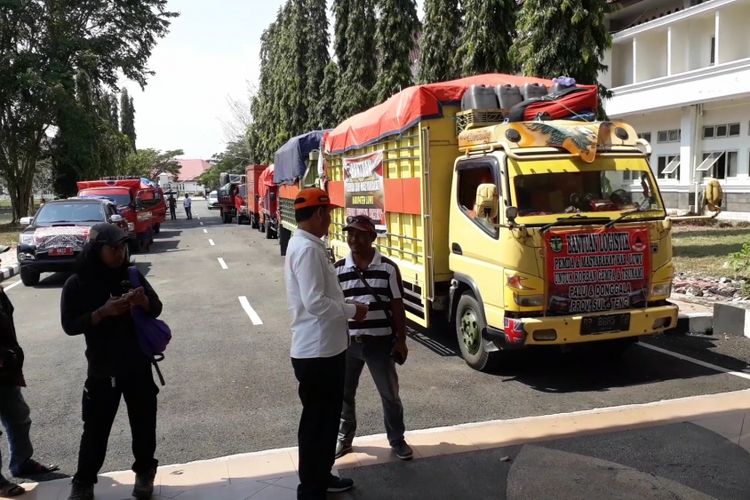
337,0,377,119
512,0,614,84
286,0,308,135
333,0,352,74
123,148,184,180
0,0,176,220
374,0,420,103
419,0,462,83
120,89,137,149
304,0,330,130
310,61,341,129
455,0,516,76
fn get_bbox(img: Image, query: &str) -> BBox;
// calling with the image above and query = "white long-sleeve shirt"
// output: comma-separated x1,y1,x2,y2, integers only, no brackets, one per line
285,229,356,359
183,197,191,208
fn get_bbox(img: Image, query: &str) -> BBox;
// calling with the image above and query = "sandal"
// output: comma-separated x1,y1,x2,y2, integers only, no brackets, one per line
14,458,60,476
0,481,26,497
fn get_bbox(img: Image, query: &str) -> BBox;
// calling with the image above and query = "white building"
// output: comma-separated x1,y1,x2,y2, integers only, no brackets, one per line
601,0,750,217
157,159,210,196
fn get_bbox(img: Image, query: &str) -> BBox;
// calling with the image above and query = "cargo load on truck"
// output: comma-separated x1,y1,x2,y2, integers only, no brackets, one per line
274,130,329,255
322,73,677,372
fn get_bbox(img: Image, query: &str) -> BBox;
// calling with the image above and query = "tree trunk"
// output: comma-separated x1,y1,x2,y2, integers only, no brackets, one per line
9,158,37,222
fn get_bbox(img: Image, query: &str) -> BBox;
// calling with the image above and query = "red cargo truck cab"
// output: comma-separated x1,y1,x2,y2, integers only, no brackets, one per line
217,173,245,223
239,164,267,228
258,165,278,239
76,178,158,252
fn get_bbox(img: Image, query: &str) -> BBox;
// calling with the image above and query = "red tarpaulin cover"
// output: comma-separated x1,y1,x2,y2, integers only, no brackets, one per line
324,73,597,154
258,165,275,198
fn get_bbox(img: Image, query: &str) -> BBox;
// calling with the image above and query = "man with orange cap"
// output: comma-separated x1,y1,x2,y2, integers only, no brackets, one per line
284,188,367,500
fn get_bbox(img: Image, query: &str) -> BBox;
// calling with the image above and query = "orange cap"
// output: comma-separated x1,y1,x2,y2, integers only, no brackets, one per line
294,188,339,210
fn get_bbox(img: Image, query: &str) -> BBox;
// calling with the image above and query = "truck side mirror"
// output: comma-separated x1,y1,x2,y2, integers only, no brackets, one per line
505,206,518,224
19,216,33,226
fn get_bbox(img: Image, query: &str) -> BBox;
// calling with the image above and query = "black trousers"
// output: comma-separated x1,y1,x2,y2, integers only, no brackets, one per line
169,208,176,220
291,351,346,499
73,372,159,485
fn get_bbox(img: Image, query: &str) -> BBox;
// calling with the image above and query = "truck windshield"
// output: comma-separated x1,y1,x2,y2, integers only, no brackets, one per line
511,159,663,220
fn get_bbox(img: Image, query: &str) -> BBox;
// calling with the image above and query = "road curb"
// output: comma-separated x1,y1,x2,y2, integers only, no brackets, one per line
713,303,750,338
668,312,713,335
0,263,19,283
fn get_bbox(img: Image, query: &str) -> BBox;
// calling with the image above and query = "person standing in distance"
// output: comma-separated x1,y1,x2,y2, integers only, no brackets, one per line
61,224,163,500
183,193,192,220
167,195,176,220
333,215,412,461
284,188,367,500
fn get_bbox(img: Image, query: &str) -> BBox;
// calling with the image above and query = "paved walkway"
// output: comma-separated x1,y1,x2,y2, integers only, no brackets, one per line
15,389,750,499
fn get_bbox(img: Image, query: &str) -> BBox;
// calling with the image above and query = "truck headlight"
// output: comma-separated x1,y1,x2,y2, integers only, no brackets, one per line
514,294,545,307
19,233,34,245
650,282,672,298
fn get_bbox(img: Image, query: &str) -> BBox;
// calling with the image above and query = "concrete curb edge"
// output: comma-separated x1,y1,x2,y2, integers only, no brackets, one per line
0,263,20,283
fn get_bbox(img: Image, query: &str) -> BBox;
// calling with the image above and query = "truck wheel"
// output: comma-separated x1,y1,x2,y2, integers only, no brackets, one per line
455,293,499,372
153,224,160,234
259,220,266,233
265,224,273,239
20,267,40,287
279,226,291,256
223,212,232,224
251,215,259,229
219,209,225,223
236,214,242,225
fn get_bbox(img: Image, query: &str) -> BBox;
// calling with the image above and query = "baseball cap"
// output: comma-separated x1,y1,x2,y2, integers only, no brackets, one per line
294,188,339,210
343,215,377,235
88,223,129,246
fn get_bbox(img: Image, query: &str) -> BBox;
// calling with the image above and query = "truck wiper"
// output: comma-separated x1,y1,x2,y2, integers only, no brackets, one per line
541,214,611,233
605,201,654,228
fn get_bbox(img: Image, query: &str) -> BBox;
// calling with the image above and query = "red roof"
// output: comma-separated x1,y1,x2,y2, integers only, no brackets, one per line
177,159,210,181
324,73,555,154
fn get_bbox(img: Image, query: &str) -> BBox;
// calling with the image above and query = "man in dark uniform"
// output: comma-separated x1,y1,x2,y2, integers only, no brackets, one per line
167,195,177,220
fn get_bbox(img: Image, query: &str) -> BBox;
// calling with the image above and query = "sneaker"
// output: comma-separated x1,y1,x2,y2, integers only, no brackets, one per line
67,481,94,500
335,440,353,459
0,480,26,498
392,441,413,461
326,474,354,493
132,468,156,499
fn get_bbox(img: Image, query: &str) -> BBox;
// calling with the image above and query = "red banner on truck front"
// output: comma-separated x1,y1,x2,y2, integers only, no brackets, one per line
545,227,650,314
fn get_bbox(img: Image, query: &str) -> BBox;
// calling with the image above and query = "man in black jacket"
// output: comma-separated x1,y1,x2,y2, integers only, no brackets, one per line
61,225,163,500
0,246,58,497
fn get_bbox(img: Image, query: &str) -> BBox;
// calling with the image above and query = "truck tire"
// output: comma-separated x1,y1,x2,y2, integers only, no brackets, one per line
259,220,266,233
223,212,232,224
279,226,291,256
265,224,273,239
219,208,225,223
455,293,500,372
251,214,259,229
20,267,40,287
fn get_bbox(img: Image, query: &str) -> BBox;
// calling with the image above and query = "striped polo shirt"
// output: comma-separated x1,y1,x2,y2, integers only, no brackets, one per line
335,251,403,337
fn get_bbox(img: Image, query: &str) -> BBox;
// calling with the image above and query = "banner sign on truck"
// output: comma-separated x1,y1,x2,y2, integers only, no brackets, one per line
545,227,650,314
343,151,386,233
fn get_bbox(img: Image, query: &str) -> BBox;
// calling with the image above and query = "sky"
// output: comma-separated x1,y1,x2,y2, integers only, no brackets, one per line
127,0,425,160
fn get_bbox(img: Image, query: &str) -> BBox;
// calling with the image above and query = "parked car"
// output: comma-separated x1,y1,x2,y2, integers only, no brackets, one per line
16,198,130,286
207,190,220,209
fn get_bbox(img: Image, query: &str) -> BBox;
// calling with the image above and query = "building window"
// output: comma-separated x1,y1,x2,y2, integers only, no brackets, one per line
729,123,741,136
657,155,680,180
703,126,714,138
657,129,680,143
697,151,738,179
638,131,652,143
703,123,741,139
710,37,715,64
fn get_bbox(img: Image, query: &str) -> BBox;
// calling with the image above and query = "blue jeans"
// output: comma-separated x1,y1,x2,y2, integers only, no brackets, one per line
0,386,33,481
338,336,406,447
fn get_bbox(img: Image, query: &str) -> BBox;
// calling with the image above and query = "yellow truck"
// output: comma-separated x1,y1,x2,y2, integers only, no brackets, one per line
322,74,678,371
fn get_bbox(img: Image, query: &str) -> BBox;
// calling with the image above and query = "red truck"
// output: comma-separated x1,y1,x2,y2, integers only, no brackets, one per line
235,164,267,227
217,172,245,223
257,165,278,239
76,177,164,252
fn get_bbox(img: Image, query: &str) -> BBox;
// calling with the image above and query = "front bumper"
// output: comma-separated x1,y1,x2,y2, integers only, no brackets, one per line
18,255,78,273
485,304,679,348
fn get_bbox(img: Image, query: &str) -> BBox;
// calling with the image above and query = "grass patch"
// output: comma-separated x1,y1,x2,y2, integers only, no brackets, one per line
0,223,21,248
672,227,750,278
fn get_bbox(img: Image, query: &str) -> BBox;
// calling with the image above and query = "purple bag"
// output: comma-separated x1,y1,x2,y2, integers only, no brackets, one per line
128,266,171,385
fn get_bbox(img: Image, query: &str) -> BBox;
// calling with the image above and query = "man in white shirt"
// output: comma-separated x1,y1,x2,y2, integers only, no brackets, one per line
182,193,192,220
285,188,367,500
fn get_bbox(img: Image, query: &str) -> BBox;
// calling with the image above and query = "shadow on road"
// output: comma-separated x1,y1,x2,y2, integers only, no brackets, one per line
149,240,180,254
155,229,182,238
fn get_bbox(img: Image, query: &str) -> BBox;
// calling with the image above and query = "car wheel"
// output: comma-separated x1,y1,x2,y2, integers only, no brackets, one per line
20,267,40,287
455,293,501,372
153,224,160,234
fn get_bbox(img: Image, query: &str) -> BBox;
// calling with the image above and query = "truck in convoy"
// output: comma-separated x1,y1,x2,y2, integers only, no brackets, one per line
76,177,163,252
257,165,278,239
217,173,245,223
235,164,267,227
320,73,678,371
274,130,328,255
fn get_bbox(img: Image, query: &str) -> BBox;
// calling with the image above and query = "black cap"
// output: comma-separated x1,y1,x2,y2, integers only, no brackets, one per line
343,215,377,235
88,223,128,246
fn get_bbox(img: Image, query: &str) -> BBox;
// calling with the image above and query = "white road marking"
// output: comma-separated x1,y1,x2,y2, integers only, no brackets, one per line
239,296,263,325
3,280,22,291
203,229,208,234
639,342,750,381
217,257,228,270
208,239,215,246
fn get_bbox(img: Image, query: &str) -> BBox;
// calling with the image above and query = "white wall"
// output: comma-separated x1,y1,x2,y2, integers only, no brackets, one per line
718,2,750,64
700,101,750,179
687,15,715,71
635,30,668,82
612,42,634,87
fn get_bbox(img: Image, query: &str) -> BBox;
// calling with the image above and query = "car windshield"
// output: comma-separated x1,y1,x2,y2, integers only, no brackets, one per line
209,192,218,200
79,191,131,207
35,202,104,224
511,158,663,220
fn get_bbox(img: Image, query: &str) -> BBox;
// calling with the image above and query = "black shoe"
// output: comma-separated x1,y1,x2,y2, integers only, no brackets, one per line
392,440,414,461
335,440,353,459
326,474,354,493
132,468,156,499
68,481,94,500
13,458,60,476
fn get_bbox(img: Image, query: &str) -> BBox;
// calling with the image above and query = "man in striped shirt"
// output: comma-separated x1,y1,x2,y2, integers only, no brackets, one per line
334,215,413,461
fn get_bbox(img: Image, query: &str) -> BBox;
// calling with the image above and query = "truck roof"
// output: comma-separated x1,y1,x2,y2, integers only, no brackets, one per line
458,120,645,163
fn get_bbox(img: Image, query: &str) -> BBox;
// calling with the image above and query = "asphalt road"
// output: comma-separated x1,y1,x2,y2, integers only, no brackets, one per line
3,202,749,479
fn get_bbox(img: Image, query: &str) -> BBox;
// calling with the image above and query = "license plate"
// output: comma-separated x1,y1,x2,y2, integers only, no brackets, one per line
49,247,74,256
581,313,630,335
